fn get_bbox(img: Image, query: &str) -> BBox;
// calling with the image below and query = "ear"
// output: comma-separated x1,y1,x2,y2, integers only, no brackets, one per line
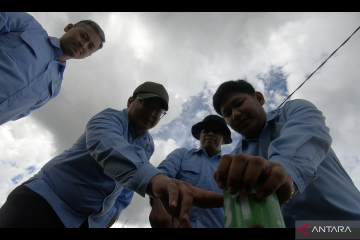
255,92,265,106
64,24,74,32
222,136,228,144
197,134,201,141
127,97,134,108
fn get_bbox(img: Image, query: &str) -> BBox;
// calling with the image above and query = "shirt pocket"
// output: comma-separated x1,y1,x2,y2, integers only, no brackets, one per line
180,162,201,184
7,31,39,68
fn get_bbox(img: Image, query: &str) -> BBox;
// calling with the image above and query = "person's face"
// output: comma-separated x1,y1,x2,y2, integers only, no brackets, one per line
127,96,164,136
198,124,227,154
220,91,266,139
59,24,102,60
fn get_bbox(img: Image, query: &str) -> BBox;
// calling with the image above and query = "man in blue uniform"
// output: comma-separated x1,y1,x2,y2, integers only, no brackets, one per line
0,82,223,228
212,79,360,228
0,12,105,125
149,115,232,228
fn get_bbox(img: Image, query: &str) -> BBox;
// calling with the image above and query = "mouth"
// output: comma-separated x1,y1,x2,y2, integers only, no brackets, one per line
142,116,152,124
205,138,216,142
238,117,249,127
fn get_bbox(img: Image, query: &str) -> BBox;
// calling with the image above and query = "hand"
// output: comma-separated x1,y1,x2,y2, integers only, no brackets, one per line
213,154,293,206
148,174,224,228
149,199,180,228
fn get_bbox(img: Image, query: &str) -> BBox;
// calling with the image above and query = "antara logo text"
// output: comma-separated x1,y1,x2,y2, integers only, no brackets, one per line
297,223,352,236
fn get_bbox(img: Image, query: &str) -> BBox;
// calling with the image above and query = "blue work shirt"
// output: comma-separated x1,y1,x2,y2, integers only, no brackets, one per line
230,99,360,228
25,108,162,228
156,147,224,228
0,12,66,125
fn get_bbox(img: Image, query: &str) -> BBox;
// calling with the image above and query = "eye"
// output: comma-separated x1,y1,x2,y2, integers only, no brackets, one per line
222,110,231,118
235,100,244,107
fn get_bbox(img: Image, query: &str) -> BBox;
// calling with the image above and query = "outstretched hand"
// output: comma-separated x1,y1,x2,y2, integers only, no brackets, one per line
148,174,224,228
213,154,293,206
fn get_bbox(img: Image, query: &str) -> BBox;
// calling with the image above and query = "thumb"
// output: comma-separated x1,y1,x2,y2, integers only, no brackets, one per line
213,170,218,181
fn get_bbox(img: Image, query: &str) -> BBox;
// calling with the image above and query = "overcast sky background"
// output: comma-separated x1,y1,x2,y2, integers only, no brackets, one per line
0,12,359,228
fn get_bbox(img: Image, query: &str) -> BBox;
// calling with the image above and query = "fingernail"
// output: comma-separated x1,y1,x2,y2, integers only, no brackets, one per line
228,186,235,195
171,200,177,207
257,192,263,199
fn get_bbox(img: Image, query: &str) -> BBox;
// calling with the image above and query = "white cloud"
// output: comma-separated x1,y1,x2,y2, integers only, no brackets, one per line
0,118,55,205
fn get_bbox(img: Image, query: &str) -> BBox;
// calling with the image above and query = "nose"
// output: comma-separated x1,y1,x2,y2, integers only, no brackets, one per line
232,108,241,121
207,131,215,135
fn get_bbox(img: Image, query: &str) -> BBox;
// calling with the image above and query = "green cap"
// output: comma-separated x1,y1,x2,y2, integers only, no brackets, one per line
133,82,169,111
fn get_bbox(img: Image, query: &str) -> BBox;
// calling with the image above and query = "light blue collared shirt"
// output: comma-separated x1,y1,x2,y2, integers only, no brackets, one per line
25,108,162,228
0,12,66,125
230,99,360,228
157,147,224,228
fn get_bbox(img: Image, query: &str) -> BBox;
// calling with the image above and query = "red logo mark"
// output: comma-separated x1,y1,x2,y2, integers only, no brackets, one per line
297,223,310,236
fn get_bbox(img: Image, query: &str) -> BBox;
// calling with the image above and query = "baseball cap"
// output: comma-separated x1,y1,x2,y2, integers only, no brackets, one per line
133,82,169,111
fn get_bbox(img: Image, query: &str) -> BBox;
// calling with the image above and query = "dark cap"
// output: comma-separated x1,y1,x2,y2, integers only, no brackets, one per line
133,82,169,111
191,115,232,144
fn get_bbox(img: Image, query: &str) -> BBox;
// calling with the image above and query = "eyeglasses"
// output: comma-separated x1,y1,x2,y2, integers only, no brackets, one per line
137,97,167,119
201,127,224,135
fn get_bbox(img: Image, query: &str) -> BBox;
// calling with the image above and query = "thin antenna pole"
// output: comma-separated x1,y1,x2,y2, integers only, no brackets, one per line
278,26,360,109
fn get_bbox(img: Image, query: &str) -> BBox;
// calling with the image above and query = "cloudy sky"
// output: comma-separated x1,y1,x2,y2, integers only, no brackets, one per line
0,12,359,228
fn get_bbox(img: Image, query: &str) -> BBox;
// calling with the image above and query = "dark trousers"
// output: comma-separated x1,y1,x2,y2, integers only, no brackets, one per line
0,182,88,228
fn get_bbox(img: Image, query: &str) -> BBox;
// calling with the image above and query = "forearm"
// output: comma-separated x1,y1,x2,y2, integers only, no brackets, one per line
268,100,332,193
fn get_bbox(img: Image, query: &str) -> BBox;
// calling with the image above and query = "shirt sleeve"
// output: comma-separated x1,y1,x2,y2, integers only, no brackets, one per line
0,12,35,35
157,148,186,179
268,99,332,194
113,187,134,219
86,109,163,198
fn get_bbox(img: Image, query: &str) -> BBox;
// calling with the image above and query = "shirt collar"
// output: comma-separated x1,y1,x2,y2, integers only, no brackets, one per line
49,37,66,64
195,147,222,158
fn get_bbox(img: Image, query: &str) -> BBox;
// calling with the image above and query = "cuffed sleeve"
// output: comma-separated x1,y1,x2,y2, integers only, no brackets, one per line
268,100,332,193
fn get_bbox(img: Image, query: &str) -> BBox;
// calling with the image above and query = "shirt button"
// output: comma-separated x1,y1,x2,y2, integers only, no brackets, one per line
298,178,305,185
292,215,297,220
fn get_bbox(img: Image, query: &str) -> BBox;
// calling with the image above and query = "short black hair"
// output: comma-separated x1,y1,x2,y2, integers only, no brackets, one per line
213,79,256,115
73,20,105,50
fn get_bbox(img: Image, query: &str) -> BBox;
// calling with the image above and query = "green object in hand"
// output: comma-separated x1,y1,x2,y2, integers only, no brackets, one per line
224,183,286,228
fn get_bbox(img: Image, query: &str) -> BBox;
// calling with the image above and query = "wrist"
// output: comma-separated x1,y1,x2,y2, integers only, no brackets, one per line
147,173,167,196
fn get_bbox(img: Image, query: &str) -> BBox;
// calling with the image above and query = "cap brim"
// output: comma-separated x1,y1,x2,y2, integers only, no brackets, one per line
191,120,232,144
138,93,168,111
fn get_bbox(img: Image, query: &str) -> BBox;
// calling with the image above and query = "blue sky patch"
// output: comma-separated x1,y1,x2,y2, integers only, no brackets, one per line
11,174,23,185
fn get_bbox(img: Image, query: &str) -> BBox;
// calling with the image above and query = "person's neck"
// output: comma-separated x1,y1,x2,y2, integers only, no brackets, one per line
204,148,220,158
57,55,70,63
134,129,146,139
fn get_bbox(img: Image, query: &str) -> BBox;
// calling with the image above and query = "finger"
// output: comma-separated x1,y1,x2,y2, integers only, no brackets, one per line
257,166,286,200
226,154,250,195
175,215,192,228
177,182,193,221
216,154,233,189
213,170,218,181
276,175,294,206
172,218,180,228
238,156,266,196
184,183,224,208
166,180,180,208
